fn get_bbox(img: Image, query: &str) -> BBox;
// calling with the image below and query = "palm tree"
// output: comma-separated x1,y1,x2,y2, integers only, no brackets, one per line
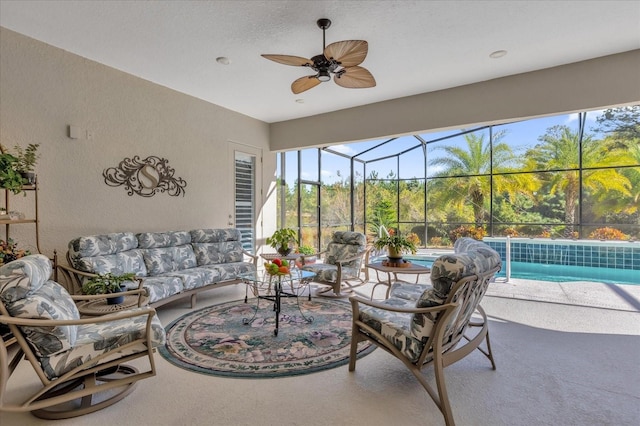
428,131,538,226
525,125,631,237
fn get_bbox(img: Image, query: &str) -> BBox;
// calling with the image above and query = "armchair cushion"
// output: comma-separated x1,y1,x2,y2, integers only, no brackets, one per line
358,297,425,363
303,263,360,283
325,231,366,268
0,252,52,303
0,255,79,357
40,307,165,380
6,280,80,357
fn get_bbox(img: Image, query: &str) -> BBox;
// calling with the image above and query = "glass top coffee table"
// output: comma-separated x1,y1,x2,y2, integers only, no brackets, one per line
236,269,316,336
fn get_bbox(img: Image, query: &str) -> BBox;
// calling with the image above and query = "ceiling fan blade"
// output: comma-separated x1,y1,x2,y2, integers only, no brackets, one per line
324,40,368,67
334,66,376,89
291,76,321,94
261,54,313,67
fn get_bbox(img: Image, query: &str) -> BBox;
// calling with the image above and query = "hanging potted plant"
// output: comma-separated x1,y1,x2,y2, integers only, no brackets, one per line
266,228,299,256
81,272,136,305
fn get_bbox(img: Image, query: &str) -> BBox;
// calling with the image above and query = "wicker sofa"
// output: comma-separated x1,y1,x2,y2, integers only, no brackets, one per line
58,228,257,308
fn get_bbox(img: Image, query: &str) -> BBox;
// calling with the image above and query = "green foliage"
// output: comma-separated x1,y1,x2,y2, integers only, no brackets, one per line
266,228,298,252
0,153,25,194
588,227,629,241
12,143,40,173
295,245,315,255
82,272,136,295
594,106,640,140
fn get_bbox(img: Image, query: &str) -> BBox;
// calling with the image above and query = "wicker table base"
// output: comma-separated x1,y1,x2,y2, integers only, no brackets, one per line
77,295,148,316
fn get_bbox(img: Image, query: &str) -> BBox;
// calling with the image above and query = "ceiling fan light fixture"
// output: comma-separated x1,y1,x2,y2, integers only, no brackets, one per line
317,70,331,82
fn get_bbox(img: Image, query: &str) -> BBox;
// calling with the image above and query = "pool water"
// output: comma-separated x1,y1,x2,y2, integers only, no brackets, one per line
403,257,639,286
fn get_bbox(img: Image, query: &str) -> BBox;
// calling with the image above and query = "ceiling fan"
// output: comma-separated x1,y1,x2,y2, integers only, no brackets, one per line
261,18,376,94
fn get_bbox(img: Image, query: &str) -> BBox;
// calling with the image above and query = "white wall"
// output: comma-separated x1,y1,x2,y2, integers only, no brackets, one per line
0,28,273,259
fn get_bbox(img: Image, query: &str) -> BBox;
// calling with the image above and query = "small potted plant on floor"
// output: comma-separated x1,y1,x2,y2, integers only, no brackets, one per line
266,228,299,256
81,272,137,305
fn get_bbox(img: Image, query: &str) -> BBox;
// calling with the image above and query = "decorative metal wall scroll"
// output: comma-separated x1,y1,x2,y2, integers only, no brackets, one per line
103,155,187,197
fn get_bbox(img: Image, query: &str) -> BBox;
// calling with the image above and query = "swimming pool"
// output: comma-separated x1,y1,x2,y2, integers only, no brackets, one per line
397,253,640,286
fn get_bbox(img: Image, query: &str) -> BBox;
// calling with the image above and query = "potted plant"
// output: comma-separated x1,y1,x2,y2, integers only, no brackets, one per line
0,147,25,194
12,143,40,185
373,228,417,261
81,272,136,305
266,228,299,256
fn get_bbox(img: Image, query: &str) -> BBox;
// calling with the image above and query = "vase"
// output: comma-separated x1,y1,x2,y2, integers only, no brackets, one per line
277,246,292,256
107,286,126,305
20,172,36,185
387,247,403,262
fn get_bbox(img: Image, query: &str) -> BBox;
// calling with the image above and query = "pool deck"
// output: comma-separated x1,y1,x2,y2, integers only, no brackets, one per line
404,248,640,312
487,277,640,312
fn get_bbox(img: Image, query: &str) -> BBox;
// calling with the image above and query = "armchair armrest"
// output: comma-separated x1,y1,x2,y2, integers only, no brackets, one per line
349,294,453,318
56,263,98,295
243,250,259,266
0,305,158,328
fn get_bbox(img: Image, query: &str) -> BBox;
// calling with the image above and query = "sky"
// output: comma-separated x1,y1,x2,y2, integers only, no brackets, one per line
283,109,608,186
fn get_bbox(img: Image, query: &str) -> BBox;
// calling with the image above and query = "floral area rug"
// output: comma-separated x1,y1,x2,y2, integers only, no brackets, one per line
159,297,375,378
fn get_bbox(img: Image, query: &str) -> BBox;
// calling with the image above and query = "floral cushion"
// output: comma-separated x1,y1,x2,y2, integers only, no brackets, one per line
324,231,366,268
39,307,166,380
142,246,197,276
202,262,256,282
139,275,183,303
189,228,244,266
68,233,138,271
190,228,242,244
6,280,80,357
192,241,244,265
359,297,426,363
74,250,148,276
0,255,80,357
136,231,192,249
301,263,360,283
0,254,52,303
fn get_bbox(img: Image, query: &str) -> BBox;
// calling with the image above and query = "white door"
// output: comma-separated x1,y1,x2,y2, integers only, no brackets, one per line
228,142,262,254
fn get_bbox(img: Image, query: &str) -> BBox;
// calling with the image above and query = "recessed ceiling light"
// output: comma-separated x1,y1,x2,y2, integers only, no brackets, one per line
216,57,230,65
489,50,507,59
295,99,305,104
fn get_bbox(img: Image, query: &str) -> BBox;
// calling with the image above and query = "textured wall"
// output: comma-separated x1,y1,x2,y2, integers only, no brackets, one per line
0,28,272,259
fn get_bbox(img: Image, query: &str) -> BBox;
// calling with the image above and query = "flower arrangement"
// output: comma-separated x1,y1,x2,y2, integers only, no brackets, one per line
0,238,31,265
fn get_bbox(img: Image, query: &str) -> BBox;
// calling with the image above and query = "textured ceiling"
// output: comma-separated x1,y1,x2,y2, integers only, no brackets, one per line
1,0,639,123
